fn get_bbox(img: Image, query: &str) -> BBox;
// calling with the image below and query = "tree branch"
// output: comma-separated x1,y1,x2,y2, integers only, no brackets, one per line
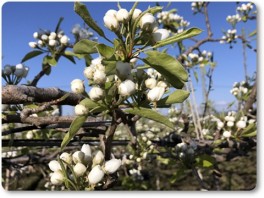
2,85,84,105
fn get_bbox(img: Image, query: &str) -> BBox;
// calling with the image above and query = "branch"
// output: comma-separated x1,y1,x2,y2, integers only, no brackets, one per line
2,85,84,105
243,82,257,114
204,2,213,37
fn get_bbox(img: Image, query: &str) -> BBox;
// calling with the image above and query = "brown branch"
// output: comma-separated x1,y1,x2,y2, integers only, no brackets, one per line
204,2,213,37
243,82,257,114
2,85,84,105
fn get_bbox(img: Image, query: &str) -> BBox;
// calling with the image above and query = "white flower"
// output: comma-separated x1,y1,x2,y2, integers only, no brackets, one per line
116,9,129,22
152,29,170,42
71,79,85,94
105,9,117,17
88,87,104,101
223,131,231,138
50,171,64,185
41,34,48,41
104,159,122,174
118,79,136,96
49,39,57,47
60,35,69,45
227,121,234,127
81,144,92,164
236,120,246,129
48,160,62,172
157,81,168,88
140,13,156,30
93,70,106,84
72,151,85,164
88,165,105,184
217,121,224,129
145,78,157,89
73,163,87,177
22,67,29,78
33,32,38,39
93,150,104,165
60,152,72,164
147,86,165,102
103,15,119,31
84,66,95,80
116,61,131,80
14,63,25,77
29,42,37,48
131,8,142,20
26,131,34,139
3,65,12,75
75,104,89,116
49,32,57,40
38,40,44,46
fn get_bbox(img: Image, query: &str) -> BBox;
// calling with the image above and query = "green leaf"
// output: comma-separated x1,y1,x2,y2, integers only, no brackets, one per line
96,44,115,59
241,123,257,137
79,98,107,113
157,156,170,165
143,51,188,89
196,154,215,168
73,39,98,54
153,28,202,49
55,17,64,33
64,51,84,59
62,54,76,64
84,54,92,66
74,2,105,38
125,107,174,129
43,55,57,66
248,30,257,37
102,60,116,75
158,90,190,107
61,115,87,150
241,130,257,137
21,50,44,63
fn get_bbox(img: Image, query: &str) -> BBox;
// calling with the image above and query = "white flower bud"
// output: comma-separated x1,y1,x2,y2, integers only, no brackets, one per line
93,150,104,165
48,160,62,172
227,121,234,127
71,79,85,94
72,151,85,164
88,165,105,184
217,121,224,129
93,70,106,84
103,15,119,31
104,159,122,174
60,35,69,45
131,8,142,20
152,29,170,42
60,152,72,164
75,104,89,116
145,78,157,89
147,140,152,146
140,13,156,30
157,81,168,88
49,32,57,40
105,9,117,17
22,66,29,78
116,61,131,80
41,34,48,41
49,39,57,47
118,79,136,96
73,163,87,177
223,131,231,138
81,144,92,164
3,65,12,75
116,9,129,22
38,40,44,46
248,119,255,124
136,158,141,163
88,87,104,101
26,131,34,139
147,86,165,102
29,42,37,48
236,120,246,129
14,63,25,77
50,171,64,185
33,32,38,39
84,66,95,80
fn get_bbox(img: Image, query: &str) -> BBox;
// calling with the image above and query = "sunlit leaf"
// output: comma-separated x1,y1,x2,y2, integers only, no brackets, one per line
158,90,190,107
21,50,44,63
73,39,98,54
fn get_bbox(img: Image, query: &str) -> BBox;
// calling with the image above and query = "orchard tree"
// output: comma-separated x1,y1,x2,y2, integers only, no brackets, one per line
2,2,256,190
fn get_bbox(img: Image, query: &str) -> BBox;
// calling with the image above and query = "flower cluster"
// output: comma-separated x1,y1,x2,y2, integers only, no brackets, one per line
48,144,122,189
182,50,212,67
226,14,241,27
175,141,197,164
191,2,205,13
28,29,70,50
220,29,238,44
2,64,29,85
230,81,249,98
156,10,190,33
236,3,255,22
71,24,97,42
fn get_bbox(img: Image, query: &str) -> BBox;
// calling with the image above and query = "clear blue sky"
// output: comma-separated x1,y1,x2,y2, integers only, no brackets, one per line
1,1,257,114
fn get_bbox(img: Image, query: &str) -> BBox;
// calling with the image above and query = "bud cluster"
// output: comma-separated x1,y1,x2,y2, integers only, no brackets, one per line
48,144,122,189
236,3,255,22
183,50,213,67
226,14,241,27
71,24,97,41
220,29,238,44
2,64,29,85
230,81,249,98
191,2,205,13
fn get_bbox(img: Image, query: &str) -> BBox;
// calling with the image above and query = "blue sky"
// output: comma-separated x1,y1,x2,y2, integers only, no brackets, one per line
1,1,257,114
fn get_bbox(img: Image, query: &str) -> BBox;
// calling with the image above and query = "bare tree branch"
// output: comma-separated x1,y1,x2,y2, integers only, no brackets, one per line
2,85,84,105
